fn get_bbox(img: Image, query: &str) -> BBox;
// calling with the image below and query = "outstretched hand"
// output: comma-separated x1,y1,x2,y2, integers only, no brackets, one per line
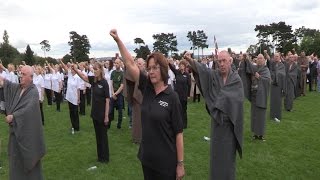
110,29,119,41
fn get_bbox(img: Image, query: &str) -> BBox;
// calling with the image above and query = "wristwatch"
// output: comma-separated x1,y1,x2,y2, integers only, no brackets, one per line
177,160,184,166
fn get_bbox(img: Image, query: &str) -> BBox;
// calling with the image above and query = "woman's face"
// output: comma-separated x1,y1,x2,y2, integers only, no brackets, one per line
179,63,185,71
147,58,162,85
105,61,110,68
35,67,40,75
93,65,102,78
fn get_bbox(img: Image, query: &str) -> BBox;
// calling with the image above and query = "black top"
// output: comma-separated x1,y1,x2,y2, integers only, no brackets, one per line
91,79,110,121
169,64,191,101
137,72,183,175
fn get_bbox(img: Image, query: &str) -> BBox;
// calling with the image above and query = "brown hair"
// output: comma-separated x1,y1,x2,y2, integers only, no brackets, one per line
146,52,169,85
94,62,105,83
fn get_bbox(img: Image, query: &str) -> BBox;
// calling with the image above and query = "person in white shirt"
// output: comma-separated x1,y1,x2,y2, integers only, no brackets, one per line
47,63,63,112
44,67,53,105
86,61,94,106
104,60,114,97
78,62,88,115
0,63,8,113
6,64,19,83
33,66,45,125
60,60,81,132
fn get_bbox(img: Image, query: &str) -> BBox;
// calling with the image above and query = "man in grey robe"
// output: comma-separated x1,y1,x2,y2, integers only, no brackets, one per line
294,54,302,98
245,54,271,141
270,53,286,122
0,65,46,180
185,51,244,180
284,54,298,111
237,53,251,99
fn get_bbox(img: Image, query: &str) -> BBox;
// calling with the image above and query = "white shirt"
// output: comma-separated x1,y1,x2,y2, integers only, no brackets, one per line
104,68,113,96
6,71,19,83
51,71,62,93
168,69,175,86
33,74,45,101
79,70,88,90
88,65,94,76
66,70,81,105
44,73,52,89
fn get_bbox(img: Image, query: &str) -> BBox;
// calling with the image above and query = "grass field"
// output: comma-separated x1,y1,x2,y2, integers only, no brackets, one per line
0,91,319,180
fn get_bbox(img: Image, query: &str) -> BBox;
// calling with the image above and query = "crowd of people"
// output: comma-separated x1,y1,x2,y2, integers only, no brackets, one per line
0,28,319,179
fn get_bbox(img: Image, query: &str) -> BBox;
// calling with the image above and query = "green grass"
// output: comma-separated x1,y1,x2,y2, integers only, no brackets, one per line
1,91,320,180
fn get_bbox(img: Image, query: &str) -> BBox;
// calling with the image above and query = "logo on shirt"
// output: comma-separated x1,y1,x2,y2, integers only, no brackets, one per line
98,85,103,88
158,100,168,107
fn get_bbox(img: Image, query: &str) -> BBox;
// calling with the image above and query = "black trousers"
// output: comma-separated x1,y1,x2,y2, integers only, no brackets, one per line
39,101,44,125
45,88,52,105
180,99,188,129
79,90,86,115
93,118,109,162
54,91,62,111
142,165,175,180
193,85,200,102
68,102,79,131
86,87,92,106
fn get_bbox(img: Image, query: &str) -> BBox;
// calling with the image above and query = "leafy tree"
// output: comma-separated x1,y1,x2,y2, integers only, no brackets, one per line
40,40,51,57
134,38,145,45
254,21,296,53
0,30,20,66
68,31,91,62
187,31,198,55
133,37,150,59
62,54,73,64
134,45,151,60
300,32,320,55
24,45,35,65
197,30,209,58
153,33,178,57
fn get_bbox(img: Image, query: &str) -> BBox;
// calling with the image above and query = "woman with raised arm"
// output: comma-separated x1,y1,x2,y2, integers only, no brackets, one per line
60,60,81,132
110,29,185,180
74,62,110,163
44,65,53,106
33,66,45,125
47,62,63,112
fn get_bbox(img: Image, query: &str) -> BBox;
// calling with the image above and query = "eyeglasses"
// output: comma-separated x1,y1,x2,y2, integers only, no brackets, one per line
146,65,160,72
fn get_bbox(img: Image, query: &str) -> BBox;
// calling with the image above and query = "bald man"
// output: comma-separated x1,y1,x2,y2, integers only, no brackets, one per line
185,51,244,180
284,54,298,111
245,54,271,140
0,65,46,180
270,53,286,122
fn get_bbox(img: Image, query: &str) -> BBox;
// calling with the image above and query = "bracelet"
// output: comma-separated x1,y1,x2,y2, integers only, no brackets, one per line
177,160,184,166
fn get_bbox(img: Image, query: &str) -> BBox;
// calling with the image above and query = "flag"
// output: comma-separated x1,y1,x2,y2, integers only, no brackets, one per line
214,35,218,56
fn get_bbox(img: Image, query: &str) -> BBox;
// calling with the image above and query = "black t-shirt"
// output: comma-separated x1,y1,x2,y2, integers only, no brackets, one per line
169,64,191,101
137,72,183,175
91,79,110,121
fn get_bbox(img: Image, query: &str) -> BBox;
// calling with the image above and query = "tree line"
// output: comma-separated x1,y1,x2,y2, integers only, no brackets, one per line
247,21,320,56
1,21,319,66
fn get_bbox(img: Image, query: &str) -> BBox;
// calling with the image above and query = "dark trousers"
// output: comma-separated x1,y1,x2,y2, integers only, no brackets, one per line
39,101,44,125
180,99,188,129
142,165,175,180
93,119,109,162
54,91,62,111
193,86,200,102
45,88,52,105
108,94,123,128
68,102,79,131
86,87,92,106
128,103,132,127
79,90,86,115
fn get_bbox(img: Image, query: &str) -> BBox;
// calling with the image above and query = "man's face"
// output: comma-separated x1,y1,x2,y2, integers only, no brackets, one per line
114,59,121,69
217,52,231,75
20,67,32,88
274,53,280,62
256,55,265,66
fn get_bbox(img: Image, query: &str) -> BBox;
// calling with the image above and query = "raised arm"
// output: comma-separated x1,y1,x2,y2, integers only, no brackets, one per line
46,61,55,74
59,59,68,72
73,64,89,83
184,52,198,74
109,29,139,82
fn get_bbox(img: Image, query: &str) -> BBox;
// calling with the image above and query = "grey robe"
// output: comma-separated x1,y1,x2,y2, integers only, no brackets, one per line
284,63,298,111
124,71,143,144
270,61,286,119
3,80,46,180
245,63,271,136
190,61,244,180
238,60,252,99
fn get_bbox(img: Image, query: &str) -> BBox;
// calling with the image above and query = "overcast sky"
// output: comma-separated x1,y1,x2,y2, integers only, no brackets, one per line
1,0,319,58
